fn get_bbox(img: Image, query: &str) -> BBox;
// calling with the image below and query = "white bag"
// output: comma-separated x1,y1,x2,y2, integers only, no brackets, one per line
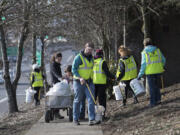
113,83,125,100
95,105,105,122
25,87,36,103
46,80,72,96
130,78,145,96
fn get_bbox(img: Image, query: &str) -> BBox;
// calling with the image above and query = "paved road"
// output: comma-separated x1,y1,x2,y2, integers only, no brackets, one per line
0,73,29,117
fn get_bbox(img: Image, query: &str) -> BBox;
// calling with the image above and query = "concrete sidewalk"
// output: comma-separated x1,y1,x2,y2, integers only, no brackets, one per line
25,110,103,135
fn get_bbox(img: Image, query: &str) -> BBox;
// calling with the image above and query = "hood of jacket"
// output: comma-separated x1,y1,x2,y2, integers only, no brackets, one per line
143,45,157,53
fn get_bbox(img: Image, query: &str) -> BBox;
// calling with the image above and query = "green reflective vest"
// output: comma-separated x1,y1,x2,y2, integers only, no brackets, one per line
143,48,164,75
31,72,43,87
74,54,93,80
116,56,137,81
93,58,106,84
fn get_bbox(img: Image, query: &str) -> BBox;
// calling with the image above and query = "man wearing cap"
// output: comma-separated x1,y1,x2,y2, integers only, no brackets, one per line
30,64,44,106
93,49,115,119
72,42,97,126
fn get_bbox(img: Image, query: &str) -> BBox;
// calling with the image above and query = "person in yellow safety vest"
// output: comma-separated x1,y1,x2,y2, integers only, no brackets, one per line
30,64,44,106
93,49,115,119
72,42,98,126
116,45,139,106
137,38,166,108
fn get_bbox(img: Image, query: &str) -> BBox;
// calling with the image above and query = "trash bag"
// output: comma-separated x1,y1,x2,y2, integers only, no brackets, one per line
25,87,36,103
95,105,105,122
113,83,126,100
130,78,145,96
46,80,72,96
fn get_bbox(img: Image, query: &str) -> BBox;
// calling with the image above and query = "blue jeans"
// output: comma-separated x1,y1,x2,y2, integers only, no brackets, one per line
73,80,95,121
79,95,86,119
147,74,161,106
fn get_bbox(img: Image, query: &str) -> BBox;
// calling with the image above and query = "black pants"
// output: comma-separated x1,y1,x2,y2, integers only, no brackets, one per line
33,87,41,103
123,80,138,104
95,84,107,110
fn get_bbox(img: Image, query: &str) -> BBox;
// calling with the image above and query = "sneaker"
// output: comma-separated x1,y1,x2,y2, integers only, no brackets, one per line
88,120,98,126
73,120,80,125
54,114,64,119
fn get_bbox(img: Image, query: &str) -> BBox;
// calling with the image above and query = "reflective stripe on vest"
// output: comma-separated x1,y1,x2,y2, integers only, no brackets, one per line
93,58,106,84
78,54,93,70
144,48,164,75
31,72,43,87
116,56,137,81
74,54,93,80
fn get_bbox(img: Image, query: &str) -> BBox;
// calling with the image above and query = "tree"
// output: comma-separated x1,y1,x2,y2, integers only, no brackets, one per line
0,0,32,113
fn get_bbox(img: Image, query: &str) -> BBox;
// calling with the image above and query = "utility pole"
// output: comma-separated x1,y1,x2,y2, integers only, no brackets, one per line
123,6,126,47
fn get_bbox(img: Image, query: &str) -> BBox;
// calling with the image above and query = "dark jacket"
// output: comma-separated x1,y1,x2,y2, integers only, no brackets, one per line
102,61,115,79
50,61,62,84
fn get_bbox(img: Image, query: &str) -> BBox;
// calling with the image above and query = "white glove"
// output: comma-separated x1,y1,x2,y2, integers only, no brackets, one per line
80,78,85,85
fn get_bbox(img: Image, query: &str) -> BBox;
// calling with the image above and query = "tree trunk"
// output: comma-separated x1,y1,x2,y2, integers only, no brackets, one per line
0,4,29,113
0,24,18,113
32,33,36,64
40,37,49,93
141,0,151,96
12,19,29,113
141,0,151,38
102,32,110,62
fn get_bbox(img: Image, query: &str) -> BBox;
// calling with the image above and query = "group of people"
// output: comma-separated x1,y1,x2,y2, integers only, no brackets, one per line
30,37,166,126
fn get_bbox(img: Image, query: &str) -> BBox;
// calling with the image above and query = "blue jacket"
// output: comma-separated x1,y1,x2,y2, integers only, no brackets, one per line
138,45,166,78
72,50,93,78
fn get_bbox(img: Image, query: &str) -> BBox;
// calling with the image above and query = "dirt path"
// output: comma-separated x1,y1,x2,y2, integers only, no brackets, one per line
0,101,44,135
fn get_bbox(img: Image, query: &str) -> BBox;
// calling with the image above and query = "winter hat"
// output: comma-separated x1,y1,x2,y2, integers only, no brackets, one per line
95,49,103,56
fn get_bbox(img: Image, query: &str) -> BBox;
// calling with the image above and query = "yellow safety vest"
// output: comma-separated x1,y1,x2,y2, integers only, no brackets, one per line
31,72,43,87
93,58,106,84
116,56,137,81
143,48,164,75
74,54,93,80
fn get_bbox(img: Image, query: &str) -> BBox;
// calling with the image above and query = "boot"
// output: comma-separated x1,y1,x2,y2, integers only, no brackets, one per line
123,98,126,106
134,97,139,104
34,100,40,106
